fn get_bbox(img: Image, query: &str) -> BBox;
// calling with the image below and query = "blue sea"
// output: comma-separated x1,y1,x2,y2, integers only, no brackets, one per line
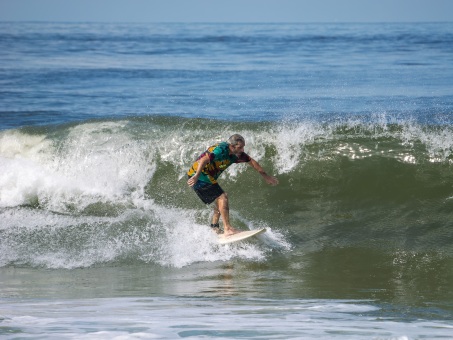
1,22,453,339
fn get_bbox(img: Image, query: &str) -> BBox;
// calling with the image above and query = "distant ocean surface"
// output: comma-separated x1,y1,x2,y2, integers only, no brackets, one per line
1,22,453,339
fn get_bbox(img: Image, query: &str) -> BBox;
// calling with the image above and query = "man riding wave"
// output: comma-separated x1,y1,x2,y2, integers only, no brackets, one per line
187,134,278,236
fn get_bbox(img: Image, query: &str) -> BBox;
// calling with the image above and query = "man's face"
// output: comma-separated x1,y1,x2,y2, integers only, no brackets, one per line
229,142,245,156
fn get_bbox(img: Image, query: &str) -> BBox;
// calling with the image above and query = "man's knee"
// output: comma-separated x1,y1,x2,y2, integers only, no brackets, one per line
216,192,229,206
219,192,228,201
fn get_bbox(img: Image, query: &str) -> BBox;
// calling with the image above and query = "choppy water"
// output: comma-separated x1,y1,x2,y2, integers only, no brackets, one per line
1,22,453,339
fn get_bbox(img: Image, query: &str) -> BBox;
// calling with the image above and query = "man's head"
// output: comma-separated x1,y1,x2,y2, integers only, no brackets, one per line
228,134,245,146
228,134,245,156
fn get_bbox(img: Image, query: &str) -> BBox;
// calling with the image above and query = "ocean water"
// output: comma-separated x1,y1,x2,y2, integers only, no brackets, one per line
1,22,453,339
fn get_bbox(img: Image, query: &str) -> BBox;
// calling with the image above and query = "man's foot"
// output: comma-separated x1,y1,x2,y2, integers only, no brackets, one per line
210,223,223,234
223,226,240,237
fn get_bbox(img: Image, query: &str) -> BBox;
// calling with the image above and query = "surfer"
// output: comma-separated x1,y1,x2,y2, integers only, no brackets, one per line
187,134,278,236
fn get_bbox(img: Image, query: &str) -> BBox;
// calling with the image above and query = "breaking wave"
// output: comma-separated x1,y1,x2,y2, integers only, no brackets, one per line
1,115,452,268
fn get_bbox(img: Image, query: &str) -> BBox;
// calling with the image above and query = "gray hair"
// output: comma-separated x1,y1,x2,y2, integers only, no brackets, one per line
227,134,245,146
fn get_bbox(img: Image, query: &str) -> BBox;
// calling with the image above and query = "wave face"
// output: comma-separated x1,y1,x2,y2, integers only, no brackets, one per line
1,116,453,268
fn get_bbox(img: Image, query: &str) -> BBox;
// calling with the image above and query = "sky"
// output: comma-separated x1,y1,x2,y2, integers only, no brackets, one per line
1,0,453,23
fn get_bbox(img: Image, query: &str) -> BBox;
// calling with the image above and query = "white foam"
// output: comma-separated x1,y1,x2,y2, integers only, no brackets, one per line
273,121,327,173
0,122,155,212
140,204,270,268
3,297,452,339
1,198,273,269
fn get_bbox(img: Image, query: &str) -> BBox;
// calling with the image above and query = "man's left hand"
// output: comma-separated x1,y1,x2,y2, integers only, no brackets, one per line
263,174,279,186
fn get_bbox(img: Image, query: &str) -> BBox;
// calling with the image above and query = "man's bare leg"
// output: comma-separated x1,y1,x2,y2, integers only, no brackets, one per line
215,193,239,236
211,204,222,234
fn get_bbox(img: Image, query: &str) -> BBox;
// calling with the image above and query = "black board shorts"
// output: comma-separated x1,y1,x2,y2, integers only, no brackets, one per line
191,179,224,204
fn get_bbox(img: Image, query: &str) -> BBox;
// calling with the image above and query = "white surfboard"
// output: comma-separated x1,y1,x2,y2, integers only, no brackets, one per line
218,228,266,245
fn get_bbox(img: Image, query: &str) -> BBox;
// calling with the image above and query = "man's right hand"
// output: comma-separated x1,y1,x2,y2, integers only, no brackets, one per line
187,154,210,187
187,175,198,187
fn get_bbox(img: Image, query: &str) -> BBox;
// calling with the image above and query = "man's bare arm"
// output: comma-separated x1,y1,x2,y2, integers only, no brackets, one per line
249,158,279,186
187,154,210,187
